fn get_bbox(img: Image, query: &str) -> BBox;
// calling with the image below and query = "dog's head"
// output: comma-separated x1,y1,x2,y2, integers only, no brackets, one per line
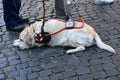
13,26,34,49
13,20,44,49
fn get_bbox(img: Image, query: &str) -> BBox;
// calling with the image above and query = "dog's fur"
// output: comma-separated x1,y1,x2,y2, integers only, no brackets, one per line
13,19,116,54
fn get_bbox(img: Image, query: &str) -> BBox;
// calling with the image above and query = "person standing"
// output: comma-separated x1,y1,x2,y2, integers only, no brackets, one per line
2,0,28,32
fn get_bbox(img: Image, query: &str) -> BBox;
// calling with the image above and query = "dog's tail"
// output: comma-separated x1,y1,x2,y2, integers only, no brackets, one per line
94,32,116,54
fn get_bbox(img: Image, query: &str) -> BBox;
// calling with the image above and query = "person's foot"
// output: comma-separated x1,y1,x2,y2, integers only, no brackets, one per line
55,16,70,21
17,17,29,24
6,25,25,32
95,0,114,4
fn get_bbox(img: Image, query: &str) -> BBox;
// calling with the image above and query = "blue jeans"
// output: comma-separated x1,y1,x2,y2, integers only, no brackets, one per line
3,0,21,26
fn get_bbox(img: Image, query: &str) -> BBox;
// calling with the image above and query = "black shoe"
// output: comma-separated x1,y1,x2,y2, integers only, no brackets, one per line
17,17,29,24
55,16,69,21
6,25,25,32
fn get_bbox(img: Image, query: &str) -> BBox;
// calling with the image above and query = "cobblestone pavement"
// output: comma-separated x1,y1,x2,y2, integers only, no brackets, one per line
0,0,120,80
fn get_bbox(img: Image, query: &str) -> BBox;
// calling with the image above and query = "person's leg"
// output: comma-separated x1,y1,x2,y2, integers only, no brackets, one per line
3,0,21,26
15,0,28,24
55,0,67,17
3,0,28,32
15,0,21,20
95,0,114,4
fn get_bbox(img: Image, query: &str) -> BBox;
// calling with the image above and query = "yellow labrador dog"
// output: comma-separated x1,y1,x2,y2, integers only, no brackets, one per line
13,19,116,54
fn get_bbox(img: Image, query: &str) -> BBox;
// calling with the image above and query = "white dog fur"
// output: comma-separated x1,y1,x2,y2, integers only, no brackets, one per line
13,19,116,54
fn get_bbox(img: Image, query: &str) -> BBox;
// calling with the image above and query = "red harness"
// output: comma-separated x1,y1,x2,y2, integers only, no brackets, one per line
35,18,84,43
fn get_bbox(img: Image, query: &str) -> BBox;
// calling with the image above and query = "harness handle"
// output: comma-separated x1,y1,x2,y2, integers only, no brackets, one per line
48,18,84,36
41,0,46,35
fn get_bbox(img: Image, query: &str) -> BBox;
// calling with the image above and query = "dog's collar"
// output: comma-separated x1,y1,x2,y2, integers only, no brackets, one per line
35,34,43,42
35,32,51,44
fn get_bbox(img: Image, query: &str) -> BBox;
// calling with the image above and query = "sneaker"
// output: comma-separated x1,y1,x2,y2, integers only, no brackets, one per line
17,17,29,24
6,25,25,32
95,0,114,4
55,16,69,21
67,0,72,5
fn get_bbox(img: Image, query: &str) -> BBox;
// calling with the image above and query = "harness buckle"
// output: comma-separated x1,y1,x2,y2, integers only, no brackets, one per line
65,19,74,29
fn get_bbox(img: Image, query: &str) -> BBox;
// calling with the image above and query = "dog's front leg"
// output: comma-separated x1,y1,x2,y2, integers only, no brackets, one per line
13,39,20,43
66,45,85,54
13,39,21,47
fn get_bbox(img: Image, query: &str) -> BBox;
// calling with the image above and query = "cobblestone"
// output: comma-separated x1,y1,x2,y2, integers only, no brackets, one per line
39,69,52,77
102,63,116,70
78,74,93,80
27,73,39,80
92,71,107,79
52,66,65,74
64,76,78,80
15,75,27,80
90,64,103,72
31,66,43,72
19,68,32,75
6,70,20,78
105,69,119,76
0,74,5,80
105,76,118,80
0,62,7,69
16,63,29,69
63,71,76,78
50,73,64,80
0,0,120,80
3,66,16,73
38,77,50,80
0,57,7,64
76,66,90,75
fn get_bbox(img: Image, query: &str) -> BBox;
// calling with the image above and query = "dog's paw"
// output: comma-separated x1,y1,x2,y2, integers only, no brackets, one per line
12,42,19,47
13,39,21,47
13,39,20,43
66,50,75,54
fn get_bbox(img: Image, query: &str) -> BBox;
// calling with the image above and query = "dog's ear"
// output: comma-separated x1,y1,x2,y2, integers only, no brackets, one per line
27,37,33,47
25,31,33,48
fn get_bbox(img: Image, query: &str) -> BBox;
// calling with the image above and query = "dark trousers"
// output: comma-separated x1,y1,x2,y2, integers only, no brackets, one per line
55,0,67,17
3,0,21,26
